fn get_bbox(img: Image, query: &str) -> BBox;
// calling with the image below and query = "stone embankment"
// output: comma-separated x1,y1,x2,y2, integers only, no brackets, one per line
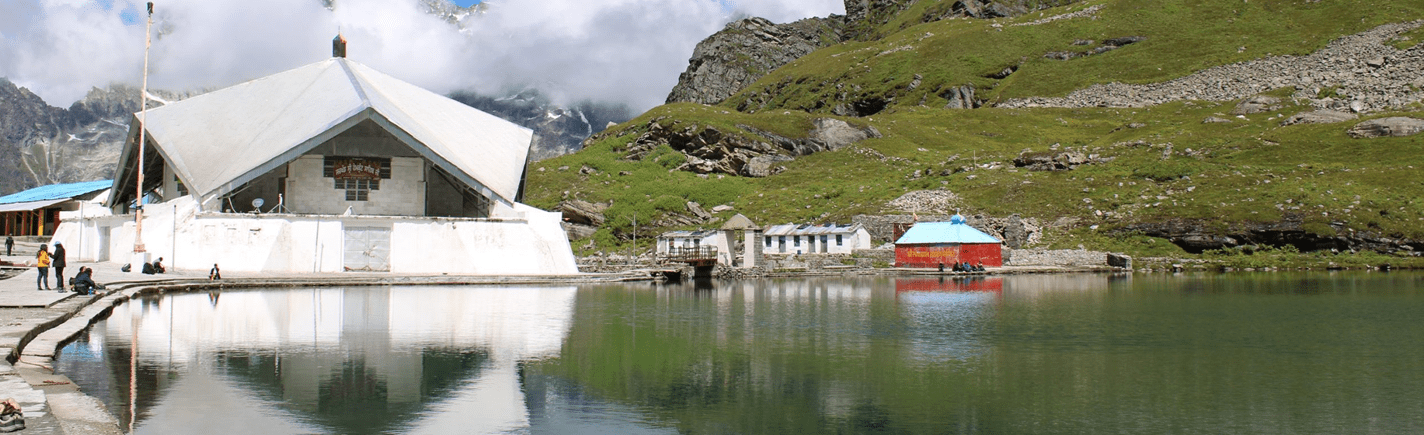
1000,21,1424,114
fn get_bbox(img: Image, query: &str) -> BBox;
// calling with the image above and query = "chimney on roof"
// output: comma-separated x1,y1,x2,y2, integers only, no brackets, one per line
333,34,347,58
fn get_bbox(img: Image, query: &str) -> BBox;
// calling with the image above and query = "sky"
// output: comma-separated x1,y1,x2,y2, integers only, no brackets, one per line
0,0,843,112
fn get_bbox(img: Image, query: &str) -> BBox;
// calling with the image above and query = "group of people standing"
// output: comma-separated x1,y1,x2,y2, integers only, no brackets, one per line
35,242,65,291
27,240,98,294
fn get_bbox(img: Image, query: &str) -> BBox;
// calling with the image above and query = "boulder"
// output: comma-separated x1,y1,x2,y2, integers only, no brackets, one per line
1279,110,1356,126
1347,117,1424,138
1202,116,1232,123
686,202,713,220
1106,253,1133,269
1014,150,1090,171
806,118,877,151
558,200,608,227
1002,214,1029,248
941,84,977,109
1231,95,1281,115
744,155,794,177
1103,36,1146,46
561,222,598,240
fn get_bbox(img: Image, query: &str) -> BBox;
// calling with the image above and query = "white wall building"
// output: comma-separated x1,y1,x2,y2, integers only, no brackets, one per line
762,223,872,255
54,50,577,275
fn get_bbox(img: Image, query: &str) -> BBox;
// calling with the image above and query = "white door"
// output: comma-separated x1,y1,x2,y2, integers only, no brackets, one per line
343,226,391,271
97,226,110,262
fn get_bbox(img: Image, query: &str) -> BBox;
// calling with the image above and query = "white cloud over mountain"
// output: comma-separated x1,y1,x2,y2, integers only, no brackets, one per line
0,0,842,111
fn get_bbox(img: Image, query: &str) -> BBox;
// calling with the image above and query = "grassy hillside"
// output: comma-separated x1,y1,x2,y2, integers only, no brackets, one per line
727,0,1424,112
526,0,1424,267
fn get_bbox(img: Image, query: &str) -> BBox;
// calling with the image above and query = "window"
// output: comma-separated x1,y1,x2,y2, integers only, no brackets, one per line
836,234,843,246
326,157,390,202
765,236,772,247
821,235,828,246
794,236,800,246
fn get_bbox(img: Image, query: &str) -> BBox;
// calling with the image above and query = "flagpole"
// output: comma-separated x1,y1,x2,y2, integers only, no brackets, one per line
134,2,153,255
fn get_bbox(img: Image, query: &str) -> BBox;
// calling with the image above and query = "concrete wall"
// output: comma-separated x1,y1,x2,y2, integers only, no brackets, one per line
53,197,579,275
285,155,426,216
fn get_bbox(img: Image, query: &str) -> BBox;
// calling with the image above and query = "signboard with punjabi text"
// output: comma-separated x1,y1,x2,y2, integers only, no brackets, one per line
333,159,382,180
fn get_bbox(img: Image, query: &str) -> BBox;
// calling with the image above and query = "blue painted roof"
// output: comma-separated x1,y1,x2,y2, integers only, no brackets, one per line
0,180,112,205
895,221,1002,245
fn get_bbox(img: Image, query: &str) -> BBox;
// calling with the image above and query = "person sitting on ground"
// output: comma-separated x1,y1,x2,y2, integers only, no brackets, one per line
72,267,101,295
152,257,165,274
141,261,155,274
209,264,221,280
975,260,985,272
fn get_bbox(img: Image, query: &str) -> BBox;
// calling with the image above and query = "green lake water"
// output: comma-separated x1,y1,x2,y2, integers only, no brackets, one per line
56,272,1424,434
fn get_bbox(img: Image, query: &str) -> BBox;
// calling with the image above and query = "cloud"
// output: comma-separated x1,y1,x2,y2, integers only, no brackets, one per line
0,0,842,111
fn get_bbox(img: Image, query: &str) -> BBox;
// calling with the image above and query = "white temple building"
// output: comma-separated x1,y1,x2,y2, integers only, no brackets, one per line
53,46,577,275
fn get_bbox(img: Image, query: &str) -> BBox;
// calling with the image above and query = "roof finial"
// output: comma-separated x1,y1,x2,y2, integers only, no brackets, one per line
333,33,347,58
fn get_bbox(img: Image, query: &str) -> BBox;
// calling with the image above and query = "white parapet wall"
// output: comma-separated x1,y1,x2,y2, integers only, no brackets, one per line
52,197,579,275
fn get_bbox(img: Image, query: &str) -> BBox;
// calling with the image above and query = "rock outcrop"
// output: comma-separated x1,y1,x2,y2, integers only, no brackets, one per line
1012,149,1110,171
1347,117,1424,138
666,17,843,106
1122,217,1423,253
602,116,878,177
1279,110,1356,126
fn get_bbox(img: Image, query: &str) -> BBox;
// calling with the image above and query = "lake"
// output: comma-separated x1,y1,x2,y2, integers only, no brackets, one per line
56,272,1424,434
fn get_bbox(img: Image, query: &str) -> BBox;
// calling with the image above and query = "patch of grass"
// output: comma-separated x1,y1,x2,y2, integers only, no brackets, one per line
1389,26,1424,50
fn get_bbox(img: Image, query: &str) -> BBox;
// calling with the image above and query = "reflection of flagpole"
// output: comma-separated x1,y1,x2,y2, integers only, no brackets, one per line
134,2,154,255
129,302,138,434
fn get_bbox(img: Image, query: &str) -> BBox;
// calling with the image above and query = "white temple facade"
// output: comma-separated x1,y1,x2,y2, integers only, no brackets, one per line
53,53,577,275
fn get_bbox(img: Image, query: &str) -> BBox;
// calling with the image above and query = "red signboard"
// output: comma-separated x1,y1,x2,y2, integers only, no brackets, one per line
333,159,381,180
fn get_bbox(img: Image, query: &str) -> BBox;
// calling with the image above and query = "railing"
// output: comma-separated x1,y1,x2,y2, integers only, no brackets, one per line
661,246,718,264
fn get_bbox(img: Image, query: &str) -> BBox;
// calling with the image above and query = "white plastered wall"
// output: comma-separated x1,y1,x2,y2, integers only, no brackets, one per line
55,197,579,275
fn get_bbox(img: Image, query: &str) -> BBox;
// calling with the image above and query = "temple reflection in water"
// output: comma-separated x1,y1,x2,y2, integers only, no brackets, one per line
57,274,1128,434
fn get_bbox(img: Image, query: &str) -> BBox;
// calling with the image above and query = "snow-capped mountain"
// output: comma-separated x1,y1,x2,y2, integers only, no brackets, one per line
0,0,631,193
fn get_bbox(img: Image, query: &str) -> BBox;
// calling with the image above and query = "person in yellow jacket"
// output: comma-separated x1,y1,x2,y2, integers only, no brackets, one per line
36,244,51,290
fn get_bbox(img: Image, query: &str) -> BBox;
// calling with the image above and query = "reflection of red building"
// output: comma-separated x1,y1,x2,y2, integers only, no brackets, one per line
895,277,1003,292
893,215,1003,268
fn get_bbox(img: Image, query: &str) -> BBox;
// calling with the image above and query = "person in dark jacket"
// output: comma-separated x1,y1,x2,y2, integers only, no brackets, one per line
72,267,100,295
4,235,12,256
52,242,66,292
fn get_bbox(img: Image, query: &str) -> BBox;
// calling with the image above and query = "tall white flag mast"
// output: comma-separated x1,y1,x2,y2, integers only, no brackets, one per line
134,1,153,258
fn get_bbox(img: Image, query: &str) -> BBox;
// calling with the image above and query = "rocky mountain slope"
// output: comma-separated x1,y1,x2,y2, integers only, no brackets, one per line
0,80,172,194
528,0,1424,262
666,17,845,105
450,90,631,161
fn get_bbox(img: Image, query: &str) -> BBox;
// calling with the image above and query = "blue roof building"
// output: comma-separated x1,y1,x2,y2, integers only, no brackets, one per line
0,180,112,236
894,215,1003,268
